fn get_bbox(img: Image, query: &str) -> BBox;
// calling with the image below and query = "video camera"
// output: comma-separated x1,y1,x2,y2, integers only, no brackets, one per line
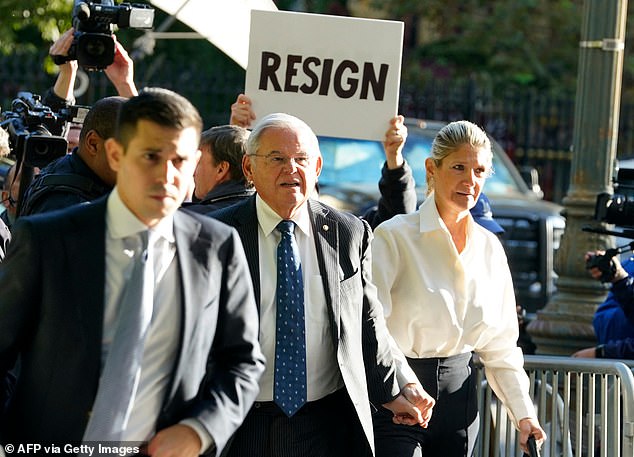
594,167,634,229
0,92,89,168
583,166,634,281
53,0,154,71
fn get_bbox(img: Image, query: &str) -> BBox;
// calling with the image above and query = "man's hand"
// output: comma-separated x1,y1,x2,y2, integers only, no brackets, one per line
104,36,138,97
144,424,202,457
50,28,78,101
585,250,628,283
382,382,435,427
230,93,256,128
383,115,408,170
572,347,597,358
518,417,546,455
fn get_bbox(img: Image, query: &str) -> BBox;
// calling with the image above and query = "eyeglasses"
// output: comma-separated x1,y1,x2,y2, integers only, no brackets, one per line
248,153,312,168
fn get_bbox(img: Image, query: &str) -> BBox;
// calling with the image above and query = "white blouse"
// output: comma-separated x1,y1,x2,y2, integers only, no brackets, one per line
372,195,536,426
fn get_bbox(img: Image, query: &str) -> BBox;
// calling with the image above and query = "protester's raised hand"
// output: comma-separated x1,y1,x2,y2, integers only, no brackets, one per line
383,115,407,170
230,93,256,128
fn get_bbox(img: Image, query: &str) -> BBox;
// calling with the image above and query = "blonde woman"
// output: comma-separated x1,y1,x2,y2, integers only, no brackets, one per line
371,120,545,457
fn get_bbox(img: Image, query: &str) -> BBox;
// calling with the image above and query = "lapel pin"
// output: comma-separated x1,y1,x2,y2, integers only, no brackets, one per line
322,224,329,231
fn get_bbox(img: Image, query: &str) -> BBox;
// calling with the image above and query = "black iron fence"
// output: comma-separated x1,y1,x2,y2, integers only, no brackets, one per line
4,51,633,203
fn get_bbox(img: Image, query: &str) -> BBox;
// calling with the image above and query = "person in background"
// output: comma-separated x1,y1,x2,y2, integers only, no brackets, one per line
0,87,265,454
470,192,504,236
1,164,19,230
209,112,435,457
45,27,138,110
18,28,139,217
19,96,125,216
573,249,634,359
230,93,416,228
371,120,545,457
184,124,254,213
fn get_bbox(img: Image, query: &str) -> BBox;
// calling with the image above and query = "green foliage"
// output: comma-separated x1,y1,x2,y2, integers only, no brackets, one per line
372,0,583,94
0,0,72,54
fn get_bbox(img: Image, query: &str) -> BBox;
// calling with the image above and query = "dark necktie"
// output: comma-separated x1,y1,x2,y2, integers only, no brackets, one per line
83,230,155,442
274,220,307,417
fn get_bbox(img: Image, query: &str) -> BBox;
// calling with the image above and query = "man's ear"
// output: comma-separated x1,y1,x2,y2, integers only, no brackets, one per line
105,138,124,173
242,155,254,183
84,130,101,158
314,155,323,178
216,160,230,181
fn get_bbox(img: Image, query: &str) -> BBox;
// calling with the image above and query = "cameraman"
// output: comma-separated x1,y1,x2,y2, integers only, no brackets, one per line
19,96,125,216
19,30,138,217
573,251,634,359
45,27,138,110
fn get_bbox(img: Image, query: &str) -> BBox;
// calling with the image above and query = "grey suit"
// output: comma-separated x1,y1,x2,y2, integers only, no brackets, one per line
210,196,403,455
0,197,265,453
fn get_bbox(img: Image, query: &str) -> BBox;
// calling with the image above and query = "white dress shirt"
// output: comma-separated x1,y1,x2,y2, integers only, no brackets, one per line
255,195,343,402
104,188,180,441
103,188,211,450
371,194,536,426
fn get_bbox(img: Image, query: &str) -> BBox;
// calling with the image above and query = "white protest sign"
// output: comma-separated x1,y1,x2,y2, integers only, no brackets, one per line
245,10,404,141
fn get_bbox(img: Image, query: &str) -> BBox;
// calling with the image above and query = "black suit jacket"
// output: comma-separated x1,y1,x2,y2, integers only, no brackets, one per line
0,197,265,453
210,196,406,453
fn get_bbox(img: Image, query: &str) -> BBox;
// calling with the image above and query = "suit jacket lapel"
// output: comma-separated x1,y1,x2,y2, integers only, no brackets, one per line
308,200,340,344
168,210,204,398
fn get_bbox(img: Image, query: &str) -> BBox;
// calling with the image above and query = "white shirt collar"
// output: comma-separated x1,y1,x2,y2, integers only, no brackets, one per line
418,192,476,236
106,187,175,242
255,195,310,237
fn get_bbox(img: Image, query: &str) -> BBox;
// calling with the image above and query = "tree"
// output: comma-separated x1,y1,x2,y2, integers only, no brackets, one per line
0,0,72,55
364,0,582,93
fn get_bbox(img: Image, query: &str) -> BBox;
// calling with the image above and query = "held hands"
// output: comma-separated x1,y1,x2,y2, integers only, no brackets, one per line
518,417,546,455
383,115,407,170
230,93,256,128
382,382,435,428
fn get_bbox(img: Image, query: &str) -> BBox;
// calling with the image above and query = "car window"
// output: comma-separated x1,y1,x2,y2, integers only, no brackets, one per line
318,133,524,196
319,137,384,185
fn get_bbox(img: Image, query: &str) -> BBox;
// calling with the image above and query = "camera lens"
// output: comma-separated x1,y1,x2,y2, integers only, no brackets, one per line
76,33,115,70
84,39,106,57
32,142,49,157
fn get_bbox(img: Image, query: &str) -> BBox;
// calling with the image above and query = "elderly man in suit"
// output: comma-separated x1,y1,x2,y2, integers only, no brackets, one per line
0,88,265,456
210,112,434,457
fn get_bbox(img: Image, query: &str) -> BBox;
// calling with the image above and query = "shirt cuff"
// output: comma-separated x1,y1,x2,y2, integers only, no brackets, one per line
179,418,216,456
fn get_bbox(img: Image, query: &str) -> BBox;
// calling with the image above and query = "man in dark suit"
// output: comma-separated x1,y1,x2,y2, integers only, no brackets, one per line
210,113,434,457
0,88,265,456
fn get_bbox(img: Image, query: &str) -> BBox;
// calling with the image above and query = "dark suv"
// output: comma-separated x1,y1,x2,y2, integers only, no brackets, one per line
317,118,565,315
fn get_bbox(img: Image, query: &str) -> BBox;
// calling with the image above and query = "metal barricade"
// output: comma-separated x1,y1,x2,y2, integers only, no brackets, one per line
474,355,634,457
